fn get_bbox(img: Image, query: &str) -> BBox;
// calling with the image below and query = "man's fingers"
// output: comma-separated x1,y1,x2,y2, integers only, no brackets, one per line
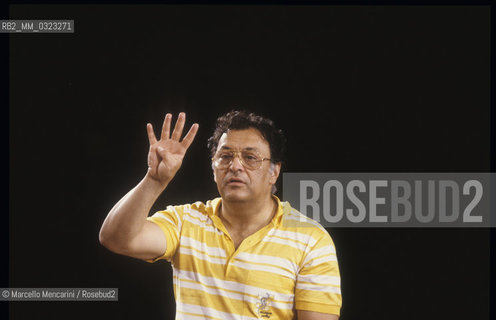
181,123,199,150
171,112,186,141
160,113,172,140
146,123,158,145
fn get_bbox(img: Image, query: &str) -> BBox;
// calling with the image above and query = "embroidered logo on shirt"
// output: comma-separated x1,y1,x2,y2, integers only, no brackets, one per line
256,292,273,318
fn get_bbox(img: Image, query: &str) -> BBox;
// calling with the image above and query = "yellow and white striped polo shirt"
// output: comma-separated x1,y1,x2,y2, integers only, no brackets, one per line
146,196,342,319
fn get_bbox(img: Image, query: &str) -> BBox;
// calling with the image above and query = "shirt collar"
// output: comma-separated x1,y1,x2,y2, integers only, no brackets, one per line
210,195,285,227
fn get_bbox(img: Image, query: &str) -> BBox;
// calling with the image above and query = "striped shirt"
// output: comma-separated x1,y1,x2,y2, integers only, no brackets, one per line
146,196,342,319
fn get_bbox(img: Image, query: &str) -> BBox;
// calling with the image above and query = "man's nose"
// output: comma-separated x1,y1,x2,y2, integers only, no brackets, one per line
230,154,244,171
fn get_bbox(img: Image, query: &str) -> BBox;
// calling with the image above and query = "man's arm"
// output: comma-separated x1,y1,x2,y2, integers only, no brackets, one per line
297,310,339,320
99,112,198,261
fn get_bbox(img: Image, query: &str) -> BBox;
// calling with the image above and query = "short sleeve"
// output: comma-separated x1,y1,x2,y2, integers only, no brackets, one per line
295,230,342,316
145,205,184,263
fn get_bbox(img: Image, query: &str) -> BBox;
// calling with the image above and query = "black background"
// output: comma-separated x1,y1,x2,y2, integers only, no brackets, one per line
5,4,493,320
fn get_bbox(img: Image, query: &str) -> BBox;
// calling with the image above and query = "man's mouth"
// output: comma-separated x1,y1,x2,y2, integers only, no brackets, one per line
226,177,246,185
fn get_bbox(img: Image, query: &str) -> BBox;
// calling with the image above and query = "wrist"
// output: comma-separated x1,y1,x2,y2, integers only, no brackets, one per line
143,170,170,195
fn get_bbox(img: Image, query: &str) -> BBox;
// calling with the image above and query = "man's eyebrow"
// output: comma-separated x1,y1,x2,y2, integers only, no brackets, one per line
219,146,260,151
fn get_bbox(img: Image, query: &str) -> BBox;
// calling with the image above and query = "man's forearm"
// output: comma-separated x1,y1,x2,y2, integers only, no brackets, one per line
99,172,168,250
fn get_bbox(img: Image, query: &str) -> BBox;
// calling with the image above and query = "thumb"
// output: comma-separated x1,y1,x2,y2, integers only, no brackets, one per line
157,146,167,159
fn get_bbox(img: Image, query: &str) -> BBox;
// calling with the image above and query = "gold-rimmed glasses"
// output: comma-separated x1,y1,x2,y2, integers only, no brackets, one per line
212,149,271,170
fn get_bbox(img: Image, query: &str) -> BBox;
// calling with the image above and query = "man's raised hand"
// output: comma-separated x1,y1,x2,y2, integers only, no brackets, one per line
146,112,199,186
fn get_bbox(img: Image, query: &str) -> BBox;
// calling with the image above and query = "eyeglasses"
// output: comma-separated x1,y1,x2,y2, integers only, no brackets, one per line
212,149,271,170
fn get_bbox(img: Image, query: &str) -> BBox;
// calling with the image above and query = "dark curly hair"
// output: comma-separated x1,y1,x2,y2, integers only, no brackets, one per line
207,110,286,166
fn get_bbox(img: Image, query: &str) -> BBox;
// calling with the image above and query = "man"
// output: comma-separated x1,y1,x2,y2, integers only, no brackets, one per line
99,111,342,319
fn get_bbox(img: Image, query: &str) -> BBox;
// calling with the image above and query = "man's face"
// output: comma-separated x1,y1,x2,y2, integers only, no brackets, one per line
212,128,280,203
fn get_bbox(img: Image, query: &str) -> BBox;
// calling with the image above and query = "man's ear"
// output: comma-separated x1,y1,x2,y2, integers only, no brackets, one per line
212,162,217,183
269,162,281,184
